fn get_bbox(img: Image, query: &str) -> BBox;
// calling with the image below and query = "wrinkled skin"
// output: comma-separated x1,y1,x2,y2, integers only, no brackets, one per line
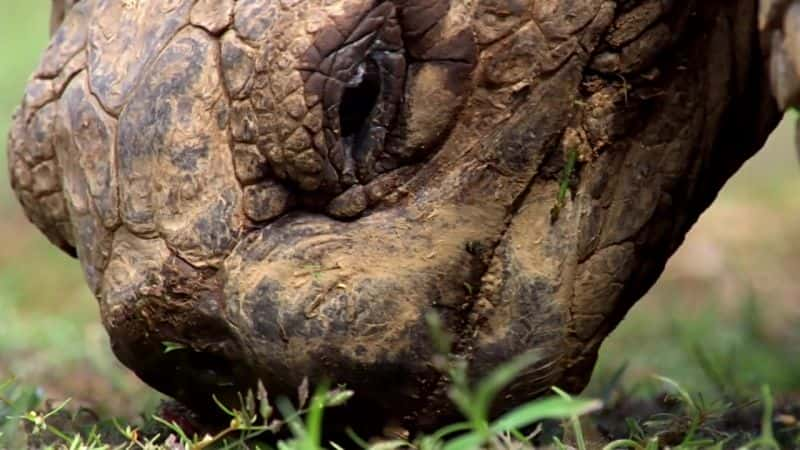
6,0,795,429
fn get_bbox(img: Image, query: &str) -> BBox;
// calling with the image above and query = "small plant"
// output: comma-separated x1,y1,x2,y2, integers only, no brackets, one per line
1,378,47,447
552,386,590,450
645,376,731,447
440,356,600,450
1,374,358,450
3,388,115,450
152,379,354,450
161,341,188,354
550,147,579,222
368,313,605,450
739,385,781,450
14,398,72,441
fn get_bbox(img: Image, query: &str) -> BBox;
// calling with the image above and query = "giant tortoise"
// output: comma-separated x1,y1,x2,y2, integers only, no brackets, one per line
7,0,799,429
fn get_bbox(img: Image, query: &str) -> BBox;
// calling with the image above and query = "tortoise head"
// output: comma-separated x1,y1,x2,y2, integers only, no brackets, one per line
7,0,781,428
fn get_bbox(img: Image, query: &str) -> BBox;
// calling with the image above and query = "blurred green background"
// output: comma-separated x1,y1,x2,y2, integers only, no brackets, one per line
0,1,160,417
0,1,798,419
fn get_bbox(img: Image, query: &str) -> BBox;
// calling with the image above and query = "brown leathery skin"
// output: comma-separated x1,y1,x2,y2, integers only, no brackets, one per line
7,0,783,429
761,0,800,110
50,0,81,36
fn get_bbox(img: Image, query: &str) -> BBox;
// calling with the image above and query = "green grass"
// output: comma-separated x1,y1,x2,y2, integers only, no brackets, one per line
0,326,797,449
587,297,800,402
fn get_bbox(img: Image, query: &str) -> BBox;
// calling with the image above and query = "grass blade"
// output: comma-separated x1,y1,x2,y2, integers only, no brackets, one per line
472,351,540,422
491,396,602,434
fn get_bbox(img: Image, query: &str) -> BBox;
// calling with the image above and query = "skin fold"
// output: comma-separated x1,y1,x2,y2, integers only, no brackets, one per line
6,0,794,429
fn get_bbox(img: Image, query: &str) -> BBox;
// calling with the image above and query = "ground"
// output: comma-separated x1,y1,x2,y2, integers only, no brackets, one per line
1,2,799,449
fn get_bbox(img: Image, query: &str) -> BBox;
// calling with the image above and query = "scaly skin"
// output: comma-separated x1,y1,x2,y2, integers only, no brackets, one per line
8,0,784,429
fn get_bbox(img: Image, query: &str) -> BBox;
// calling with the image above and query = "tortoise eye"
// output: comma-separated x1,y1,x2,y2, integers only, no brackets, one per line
288,2,407,191
326,47,405,184
339,59,381,144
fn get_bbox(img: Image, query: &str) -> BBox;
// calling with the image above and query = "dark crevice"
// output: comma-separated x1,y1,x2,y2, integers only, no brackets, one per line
339,59,381,140
405,55,474,66
413,118,567,422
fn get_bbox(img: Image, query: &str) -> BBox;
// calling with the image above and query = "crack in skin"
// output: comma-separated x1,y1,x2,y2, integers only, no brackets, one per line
7,0,784,431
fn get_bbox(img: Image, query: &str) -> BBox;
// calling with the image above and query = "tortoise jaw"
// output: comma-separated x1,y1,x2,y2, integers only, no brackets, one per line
99,203,511,425
220,204,500,368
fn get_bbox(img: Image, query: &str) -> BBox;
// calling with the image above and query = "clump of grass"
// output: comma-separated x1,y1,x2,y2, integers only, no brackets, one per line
642,376,729,447
739,385,781,450
0,314,602,449
3,312,799,449
2,366,796,449
348,313,602,450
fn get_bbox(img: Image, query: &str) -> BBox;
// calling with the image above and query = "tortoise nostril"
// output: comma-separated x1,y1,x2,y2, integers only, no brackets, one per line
339,59,381,140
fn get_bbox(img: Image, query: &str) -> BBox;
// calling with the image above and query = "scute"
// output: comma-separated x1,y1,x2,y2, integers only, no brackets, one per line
8,102,75,254
221,32,257,100
234,0,277,42
55,73,116,292
88,0,193,114
61,73,119,229
40,0,91,78
118,27,242,268
101,229,171,310
191,0,235,35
